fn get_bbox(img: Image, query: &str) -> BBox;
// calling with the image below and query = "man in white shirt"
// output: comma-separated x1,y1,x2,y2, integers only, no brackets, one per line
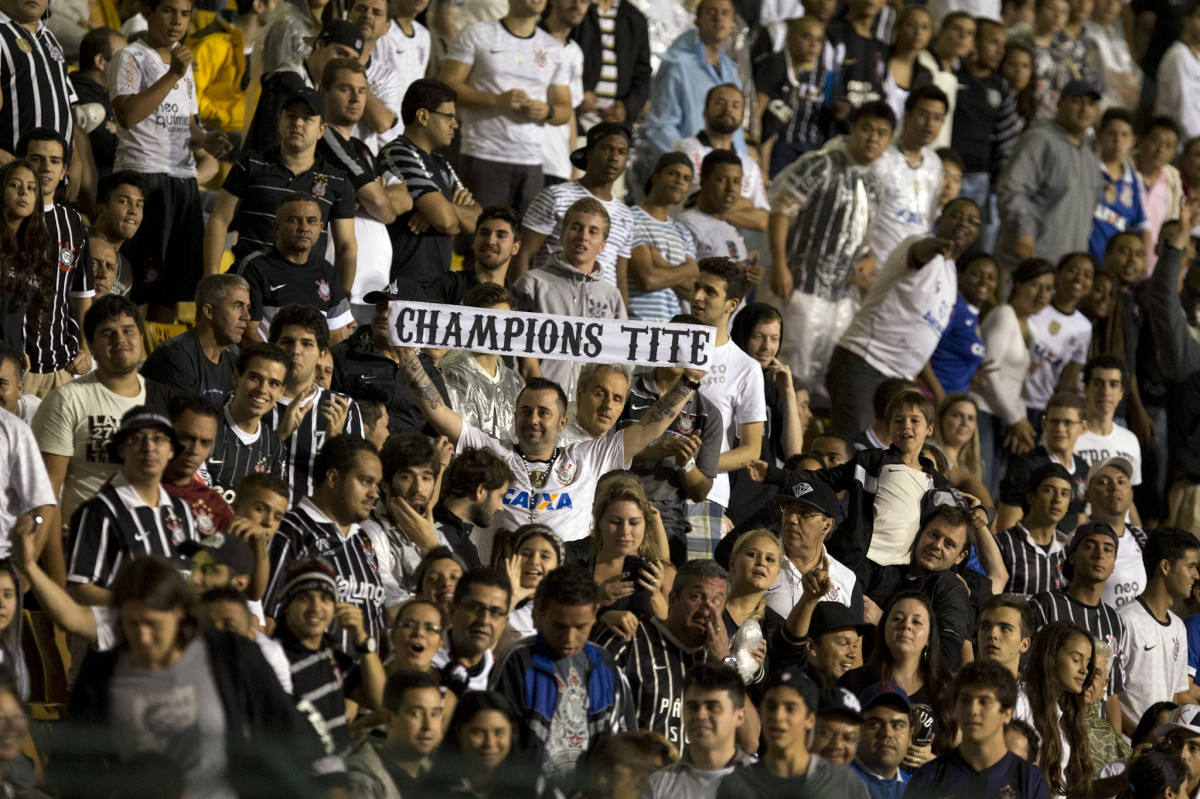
1119,528,1200,735
0,408,56,560
1086,456,1147,611
766,480,862,618
438,0,573,212
674,83,769,233
678,150,753,266
372,0,432,116
866,84,948,266
688,256,766,558
1074,354,1143,485
347,0,404,150
1152,1,1200,140
643,662,754,799
829,197,980,436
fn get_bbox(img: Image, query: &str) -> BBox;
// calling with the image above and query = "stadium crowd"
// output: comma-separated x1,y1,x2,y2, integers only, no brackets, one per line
2,0,1200,794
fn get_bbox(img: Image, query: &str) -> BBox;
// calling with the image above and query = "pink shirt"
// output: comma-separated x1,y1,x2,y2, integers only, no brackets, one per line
1142,169,1170,276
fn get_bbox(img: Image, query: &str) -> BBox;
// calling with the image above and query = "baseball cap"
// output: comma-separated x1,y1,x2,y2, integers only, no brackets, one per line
817,686,863,722
1061,79,1101,100
808,601,874,639
1062,520,1119,580
570,121,632,169
313,19,364,55
282,87,325,119
777,480,840,520
643,151,694,196
1153,705,1200,739
1087,456,1134,484
363,278,420,303
280,557,339,608
109,407,181,462
760,666,819,711
178,534,254,578
859,682,912,714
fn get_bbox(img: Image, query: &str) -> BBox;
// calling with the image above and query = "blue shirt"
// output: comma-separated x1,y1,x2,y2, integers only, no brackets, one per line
850,759,908,799
903,749,1051,799
1185,613,1200,678
1089,162,1147,262
929,295,986,394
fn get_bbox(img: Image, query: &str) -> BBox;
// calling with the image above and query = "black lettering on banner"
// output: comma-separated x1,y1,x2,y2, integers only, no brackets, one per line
561,321,582,356
395,307,416,343
467,314,499,350
663,328,687,362
622,325,647,360
583,323,603,356
415,308,438,341
537,320,559,353
502,317,524,350
690,330,711,367
440,311,462,348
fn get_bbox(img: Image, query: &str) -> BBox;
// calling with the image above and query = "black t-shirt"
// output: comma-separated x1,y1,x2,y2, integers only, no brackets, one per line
232,246,352,334
377,135,460,285
141,328,236,406
825,21,887,113
317,128,379,192
71,73,118,175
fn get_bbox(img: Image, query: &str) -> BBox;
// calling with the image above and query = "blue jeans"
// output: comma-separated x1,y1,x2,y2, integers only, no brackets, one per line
959,173,1000,255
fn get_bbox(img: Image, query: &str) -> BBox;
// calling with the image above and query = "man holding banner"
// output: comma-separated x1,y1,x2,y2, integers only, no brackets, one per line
391,305,711,559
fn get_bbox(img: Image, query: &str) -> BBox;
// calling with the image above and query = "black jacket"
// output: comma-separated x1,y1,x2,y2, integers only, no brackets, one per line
330,324,448,436
57,629,326,799
571,2,652,119
766,447,953,584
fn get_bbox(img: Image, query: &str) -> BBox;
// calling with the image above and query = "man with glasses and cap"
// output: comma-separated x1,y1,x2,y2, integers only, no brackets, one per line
514,122,635,289
813,686,865,766
66,406,201,606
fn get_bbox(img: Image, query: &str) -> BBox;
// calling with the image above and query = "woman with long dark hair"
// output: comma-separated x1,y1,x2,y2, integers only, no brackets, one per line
1025,620,1095,798
419,691,537,798
0,159,54,353
839,590,954,767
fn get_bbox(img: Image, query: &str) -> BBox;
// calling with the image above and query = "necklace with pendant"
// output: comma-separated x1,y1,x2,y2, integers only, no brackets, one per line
520,446,558,492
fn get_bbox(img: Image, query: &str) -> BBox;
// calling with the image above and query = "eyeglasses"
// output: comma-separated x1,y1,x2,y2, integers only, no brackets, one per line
780,507,825,521
459,600,508,619
125,431,173,447
427,109,458,123
396,620,443,635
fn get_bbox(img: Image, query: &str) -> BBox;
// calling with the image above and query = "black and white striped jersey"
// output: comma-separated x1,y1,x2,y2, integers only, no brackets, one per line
203,406,287,505
995,525,1067,599
275,624,358,760
67,474,199,588
594,618,708,748
26,203,93,373
267,386,365,504
0,15,76,158
264,499,387,655
1030,589,1127,696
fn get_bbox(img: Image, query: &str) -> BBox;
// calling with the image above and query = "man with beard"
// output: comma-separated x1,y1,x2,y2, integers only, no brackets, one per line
423,206,522,306
34,296,173,583
675,84,769,233
628,154,699,322
67,407,201,606
162,396,233,537
432,449,513,569
266,304,364,502
142,274,251,404
265,436,392,655
830,197,981,436
514,122,635,288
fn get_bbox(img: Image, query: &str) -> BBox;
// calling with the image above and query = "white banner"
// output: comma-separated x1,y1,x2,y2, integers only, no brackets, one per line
387,301,715,369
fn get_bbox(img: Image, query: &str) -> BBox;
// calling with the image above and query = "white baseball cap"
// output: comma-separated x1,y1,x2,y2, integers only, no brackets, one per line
1153,705,1200,739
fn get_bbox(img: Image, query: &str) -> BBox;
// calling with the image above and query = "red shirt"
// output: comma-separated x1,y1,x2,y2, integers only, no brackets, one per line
163,475,233,537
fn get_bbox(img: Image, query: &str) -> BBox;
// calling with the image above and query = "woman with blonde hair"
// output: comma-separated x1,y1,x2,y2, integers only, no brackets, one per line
722,529,785,681
569,474,674,638
935,393,993,502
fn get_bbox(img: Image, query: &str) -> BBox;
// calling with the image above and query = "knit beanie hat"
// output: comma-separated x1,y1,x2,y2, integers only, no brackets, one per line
280,557,339,609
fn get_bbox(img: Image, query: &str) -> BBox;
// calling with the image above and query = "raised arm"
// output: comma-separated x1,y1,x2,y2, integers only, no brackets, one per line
397,347,464,444
620,370,705,457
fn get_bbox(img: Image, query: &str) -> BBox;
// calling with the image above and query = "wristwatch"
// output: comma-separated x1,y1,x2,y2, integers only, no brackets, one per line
355,636,378,655
681,375,702,392
680,458,697,474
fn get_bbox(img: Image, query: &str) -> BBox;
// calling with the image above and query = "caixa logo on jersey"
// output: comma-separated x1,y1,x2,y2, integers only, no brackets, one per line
337,575,385,606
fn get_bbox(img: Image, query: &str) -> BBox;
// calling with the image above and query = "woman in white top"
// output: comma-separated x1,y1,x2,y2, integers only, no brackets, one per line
973,257,1055,497
1025,621,1096,799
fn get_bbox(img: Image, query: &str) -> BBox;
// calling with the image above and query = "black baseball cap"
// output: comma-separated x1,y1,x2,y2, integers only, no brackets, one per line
109,407,181,462
282,87,325,119
179,534,254,578
760,666,819,711
817,686,864,722
314,19,364,55
570,121,631,169
777,479,840,519
809,601,874,639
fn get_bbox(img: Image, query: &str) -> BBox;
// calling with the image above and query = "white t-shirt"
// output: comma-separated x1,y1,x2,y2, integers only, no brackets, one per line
445,20,570,164
1118,599,1188,725
766,546,858,617
1074,424,1143,485
870,462,935,567
697,340,767,507
543,39,584,180
354,56,404,152
0,409,56,559
458,423,629,549
1101,526,1146,610
1024,304,1092,411
677,207,749,262
373,20,432,132
867,145,943,266
109,39,199,178
31,373,151,524
675,137,770,211
838,236,958,379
